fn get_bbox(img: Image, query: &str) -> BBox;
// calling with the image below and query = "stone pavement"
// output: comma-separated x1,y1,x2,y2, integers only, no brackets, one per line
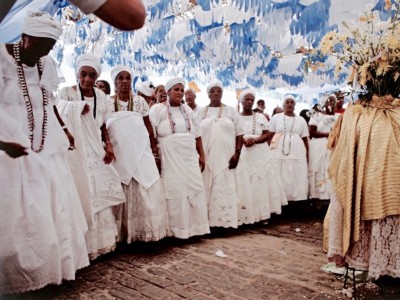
3,205,400,300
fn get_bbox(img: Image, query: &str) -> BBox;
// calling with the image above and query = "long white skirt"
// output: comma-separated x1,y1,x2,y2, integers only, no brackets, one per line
241,142,288,223
114,178,169,243
0,152,89,294
308,137,331,200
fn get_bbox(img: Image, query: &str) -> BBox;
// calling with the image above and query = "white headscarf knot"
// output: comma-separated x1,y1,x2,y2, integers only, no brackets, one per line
21,11,62,41
239,88,256,103
76,53,102,75
136,81,155,97
111,65,133,84
206,81,223,94
165,77,185,92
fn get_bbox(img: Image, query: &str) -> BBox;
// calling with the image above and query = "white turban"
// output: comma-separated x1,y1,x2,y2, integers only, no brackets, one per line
111,65,132,84
206,81,223,94
239,89,256,103
136,81,155,97
21,11,62,41
165,77,185,92
76,53,101,75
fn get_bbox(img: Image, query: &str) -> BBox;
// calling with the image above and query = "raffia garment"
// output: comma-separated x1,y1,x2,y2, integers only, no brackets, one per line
328,96,400,278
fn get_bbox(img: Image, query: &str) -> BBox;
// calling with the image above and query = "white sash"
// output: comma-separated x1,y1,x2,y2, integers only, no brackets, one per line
159,133,204,200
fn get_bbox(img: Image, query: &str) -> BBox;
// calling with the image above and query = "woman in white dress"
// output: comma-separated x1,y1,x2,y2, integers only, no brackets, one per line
58,54,125,260
308,95,337,201
269,96,309,202
197,82,253,228
0,12,89,294
149,77,210,239
108,66,169,243
239,90,288,222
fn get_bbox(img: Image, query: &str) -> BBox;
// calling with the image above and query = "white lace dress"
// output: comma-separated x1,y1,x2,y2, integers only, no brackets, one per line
269,113,309,201
58,86,125,260
150,103,210,239
197,105,253,227
308,113,337,200
0,45,89,294
240,113,288,222
328,192,400,278
108,96,169,242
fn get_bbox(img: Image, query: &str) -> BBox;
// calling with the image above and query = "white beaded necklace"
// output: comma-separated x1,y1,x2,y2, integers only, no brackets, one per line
13,42,49,153
166,101,191,134
282,114,295,156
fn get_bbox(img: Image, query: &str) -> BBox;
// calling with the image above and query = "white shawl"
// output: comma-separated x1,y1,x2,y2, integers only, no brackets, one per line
106,111,159,188
159,133,204,200
57,100,125,226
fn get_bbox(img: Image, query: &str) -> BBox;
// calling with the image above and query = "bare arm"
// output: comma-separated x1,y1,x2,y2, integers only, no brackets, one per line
100,123,115,164
302,136,309,162
94,0,146,30
309,125,329,139
229,135,243,169
195,137,205,172
53,105,75,149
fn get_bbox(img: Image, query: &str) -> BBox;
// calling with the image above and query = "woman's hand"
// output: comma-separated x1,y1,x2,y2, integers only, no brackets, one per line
0,141,29,158
243,138,256,147
152,147,161,174
199,154,205,172
228,152,240,169
103,142,115,164
65,130,75,150
82,104,90,115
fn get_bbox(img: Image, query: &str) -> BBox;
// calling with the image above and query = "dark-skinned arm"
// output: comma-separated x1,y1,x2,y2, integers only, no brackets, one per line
53,105,75,150
196,137,205,172
309,125,329,139
229,135,243,169
101,123,115,164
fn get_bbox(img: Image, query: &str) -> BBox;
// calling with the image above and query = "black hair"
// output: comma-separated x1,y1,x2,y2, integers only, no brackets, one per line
299,109,310,124
96,80,111,95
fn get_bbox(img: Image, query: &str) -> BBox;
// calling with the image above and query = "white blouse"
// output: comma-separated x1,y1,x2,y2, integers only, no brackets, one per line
149,103,201,138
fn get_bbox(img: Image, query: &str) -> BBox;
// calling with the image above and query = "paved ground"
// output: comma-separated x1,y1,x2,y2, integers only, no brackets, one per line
3,204,400,300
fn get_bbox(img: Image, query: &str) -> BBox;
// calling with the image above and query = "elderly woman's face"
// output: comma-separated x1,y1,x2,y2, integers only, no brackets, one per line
78,66,98,89
155,86,167,103
185,90,196,106
115,71,132,93
168,83,184,106
208,86,223,102
242,93,255,111
283,98,296,114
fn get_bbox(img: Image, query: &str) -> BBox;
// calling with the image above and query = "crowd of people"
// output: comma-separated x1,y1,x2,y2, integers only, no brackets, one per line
1,9,399,296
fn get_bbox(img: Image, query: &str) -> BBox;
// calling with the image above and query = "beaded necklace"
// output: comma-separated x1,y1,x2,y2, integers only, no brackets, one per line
282,114,295,156
166,101,191,134
251,112,256,135
241,112,256,134
13,42,49,153
114,94,133,112
79,85,97,119
202,104,225,120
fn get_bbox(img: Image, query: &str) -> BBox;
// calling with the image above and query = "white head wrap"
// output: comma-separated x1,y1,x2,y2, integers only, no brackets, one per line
282,94,296,105
21,11,62,41
111,65,132,84
206,81,223,94
76,54,102,75
239,88,256,103
136,81,155,97
165,77,185,92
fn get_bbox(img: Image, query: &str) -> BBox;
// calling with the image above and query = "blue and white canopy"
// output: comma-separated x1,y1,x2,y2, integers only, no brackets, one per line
0,0,395,94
